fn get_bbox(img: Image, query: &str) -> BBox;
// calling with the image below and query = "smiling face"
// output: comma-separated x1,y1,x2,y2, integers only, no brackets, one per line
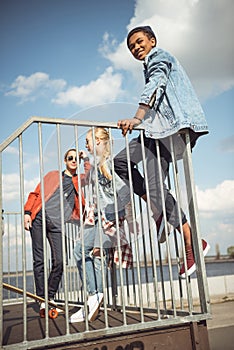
128,31,156,61
64,150,77,175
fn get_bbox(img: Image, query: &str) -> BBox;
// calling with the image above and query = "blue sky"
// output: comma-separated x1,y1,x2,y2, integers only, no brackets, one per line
0,0,233,255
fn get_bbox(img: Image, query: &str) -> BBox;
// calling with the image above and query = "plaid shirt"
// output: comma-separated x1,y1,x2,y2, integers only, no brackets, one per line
108,225,133,269
85,205,133,269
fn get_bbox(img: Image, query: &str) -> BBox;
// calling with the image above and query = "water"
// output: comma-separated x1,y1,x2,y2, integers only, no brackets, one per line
114,260,234,285
3,260,234,300
205,260,234,277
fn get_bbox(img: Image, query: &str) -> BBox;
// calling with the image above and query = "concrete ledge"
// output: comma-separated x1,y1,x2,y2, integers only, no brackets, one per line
207,275,234,297
115,275,234,306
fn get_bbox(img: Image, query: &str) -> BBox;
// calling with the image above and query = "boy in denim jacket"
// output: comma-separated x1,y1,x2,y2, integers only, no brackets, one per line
115,25,209,278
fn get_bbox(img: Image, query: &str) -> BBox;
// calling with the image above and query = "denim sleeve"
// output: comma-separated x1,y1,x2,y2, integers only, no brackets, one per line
139,50,172,108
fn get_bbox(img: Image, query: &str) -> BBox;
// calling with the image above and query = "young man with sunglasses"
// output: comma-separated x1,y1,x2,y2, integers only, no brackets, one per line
24,148,90,314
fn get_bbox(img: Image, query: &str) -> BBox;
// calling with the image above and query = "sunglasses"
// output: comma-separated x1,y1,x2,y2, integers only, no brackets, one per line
67,156,77,162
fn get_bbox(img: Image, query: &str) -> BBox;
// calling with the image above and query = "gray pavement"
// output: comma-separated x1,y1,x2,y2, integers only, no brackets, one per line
207,300,234,350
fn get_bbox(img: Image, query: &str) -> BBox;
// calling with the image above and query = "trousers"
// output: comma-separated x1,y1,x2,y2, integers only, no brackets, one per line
114,134,187,228
30,211,63,299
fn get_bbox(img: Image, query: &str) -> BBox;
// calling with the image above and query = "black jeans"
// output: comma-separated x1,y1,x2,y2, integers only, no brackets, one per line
30,211,63,299
114,135,187,228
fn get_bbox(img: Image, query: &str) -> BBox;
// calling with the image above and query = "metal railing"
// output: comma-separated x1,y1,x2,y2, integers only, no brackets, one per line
0,116,210,349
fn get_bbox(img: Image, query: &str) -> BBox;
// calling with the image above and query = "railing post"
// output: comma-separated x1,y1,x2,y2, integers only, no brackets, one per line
182,130,211,314
0,118,212,349
0,151,3,347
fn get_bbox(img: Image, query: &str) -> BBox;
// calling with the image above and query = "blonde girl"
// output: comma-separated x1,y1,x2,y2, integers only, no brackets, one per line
70,128,133,324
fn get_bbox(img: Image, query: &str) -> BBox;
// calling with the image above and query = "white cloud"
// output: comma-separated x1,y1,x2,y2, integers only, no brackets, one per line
3,1,233,109
100,33,137,72
52,67,123,107
5,72,67,103
100,0,234,101
3,146,19,155
197,180,234,215
2,173,21,202
2,173,39,203
188,179,234,254
2,221,33,271
220,135,234,153
5,67,124,108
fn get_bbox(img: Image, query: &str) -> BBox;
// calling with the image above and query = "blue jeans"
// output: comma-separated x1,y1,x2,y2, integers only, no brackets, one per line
73,225,112,295
30,211,63,299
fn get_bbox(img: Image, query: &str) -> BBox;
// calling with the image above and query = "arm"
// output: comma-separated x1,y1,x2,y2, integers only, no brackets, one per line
24,183,41,230
118,50,172,136
124,201,139,234
117,104,149,136
24,185,40,214
24,213,32,231
79,150,91,185
140,57,172,108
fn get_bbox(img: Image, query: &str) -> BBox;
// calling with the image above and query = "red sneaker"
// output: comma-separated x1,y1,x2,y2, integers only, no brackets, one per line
179,239,210,279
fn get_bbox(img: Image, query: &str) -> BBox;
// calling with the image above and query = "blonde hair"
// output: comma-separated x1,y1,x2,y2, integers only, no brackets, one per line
87,127,112,180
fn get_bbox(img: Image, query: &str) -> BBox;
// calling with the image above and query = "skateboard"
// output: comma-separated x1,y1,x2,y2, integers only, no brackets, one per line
3,282,65,319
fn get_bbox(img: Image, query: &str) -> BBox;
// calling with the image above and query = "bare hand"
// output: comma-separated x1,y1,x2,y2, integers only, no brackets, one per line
117,118,141,136
24,214,32,231
79,150,88,159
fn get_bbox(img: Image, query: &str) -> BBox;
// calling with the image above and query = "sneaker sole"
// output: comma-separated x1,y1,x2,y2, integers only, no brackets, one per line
69,309,85,323
88,297,103,322
203,242,210,257
180,263,196,279
69,317,85,323
180,242,211,279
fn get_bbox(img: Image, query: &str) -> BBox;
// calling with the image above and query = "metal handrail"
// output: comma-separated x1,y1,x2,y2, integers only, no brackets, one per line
0,116,211,349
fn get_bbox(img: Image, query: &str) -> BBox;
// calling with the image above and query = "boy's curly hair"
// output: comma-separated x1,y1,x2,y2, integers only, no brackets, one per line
127,25,157,48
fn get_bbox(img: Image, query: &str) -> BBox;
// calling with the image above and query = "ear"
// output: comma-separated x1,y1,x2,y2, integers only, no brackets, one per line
96,137,100,145
151,37,156,47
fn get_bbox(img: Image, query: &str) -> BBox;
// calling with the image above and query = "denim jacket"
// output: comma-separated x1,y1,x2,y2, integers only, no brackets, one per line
140,47,209,140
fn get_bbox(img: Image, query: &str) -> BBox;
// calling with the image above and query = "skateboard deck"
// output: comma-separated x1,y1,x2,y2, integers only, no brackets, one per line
3,282,66,318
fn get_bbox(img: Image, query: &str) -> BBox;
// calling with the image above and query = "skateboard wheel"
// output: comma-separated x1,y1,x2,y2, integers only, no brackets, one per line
40,308,45,318
48,308,58,319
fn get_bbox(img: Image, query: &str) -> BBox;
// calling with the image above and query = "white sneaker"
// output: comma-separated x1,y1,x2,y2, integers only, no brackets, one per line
40,302,45,310
88,292,103,322
69,308,85,323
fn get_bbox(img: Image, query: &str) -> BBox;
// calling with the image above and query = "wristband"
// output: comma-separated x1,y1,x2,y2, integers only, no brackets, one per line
133,116,142,124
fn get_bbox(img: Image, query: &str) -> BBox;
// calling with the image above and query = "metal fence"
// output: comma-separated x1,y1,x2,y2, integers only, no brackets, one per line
0,116,210,349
